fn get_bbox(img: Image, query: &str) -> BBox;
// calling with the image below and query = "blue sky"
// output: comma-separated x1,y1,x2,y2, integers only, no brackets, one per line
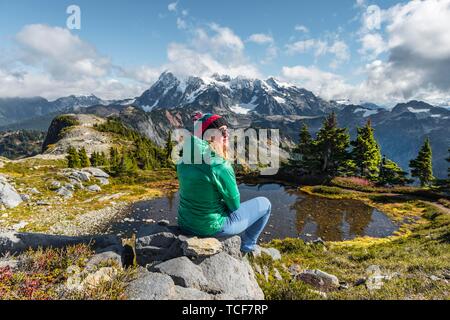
0,0,449,106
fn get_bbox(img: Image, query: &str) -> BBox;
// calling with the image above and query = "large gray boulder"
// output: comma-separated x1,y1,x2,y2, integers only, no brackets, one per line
126,269,214,300
126,271,177,300
132,225,264,300
199,252,264,299
298,269,340,292
135,225,183,265
151,256,208,290
0,176,22,209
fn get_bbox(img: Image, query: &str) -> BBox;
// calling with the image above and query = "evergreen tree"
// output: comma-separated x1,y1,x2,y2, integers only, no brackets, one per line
78,147,90,168
315,112,350,176
409,137,435,187
290,123,319,174
117,151,138,176
66,146,81,168
379,156,411,186
165,131,175,161
351,119,382,180
109,147,121,174
99,151,109,166
90,151,99,167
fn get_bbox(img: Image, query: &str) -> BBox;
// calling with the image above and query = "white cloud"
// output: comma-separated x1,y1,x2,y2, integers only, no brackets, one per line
294,25,309,33
176,17,187,30
358,33,386,59
0,24,150,100
15,24,110,79
286,38,350,67
281,65,354,100
328,40,350,68
168,2,178,12
165,23,261,78
353,0,450,104
247,33,273,45
285,39,316,55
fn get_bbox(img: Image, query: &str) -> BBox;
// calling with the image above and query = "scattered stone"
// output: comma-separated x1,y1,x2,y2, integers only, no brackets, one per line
273,268,283,280
87,185,101,192
157,219,170,226
97,177,109,185
49,181,61,190
0,177,23,209
365,274,385,290
56,186,73,198
298,269,340,292
365,265,387,290
288,264,303,277
70,171,91,182
85,250,123,272
429,275,441,281
28,188,40,195
69,179,84,189
339,281,349,290
64,183,75,191
20,194,31,202
82,167,109,178
181,237,223,258
65,265,83,291
253,246,282,261
82,267,118,289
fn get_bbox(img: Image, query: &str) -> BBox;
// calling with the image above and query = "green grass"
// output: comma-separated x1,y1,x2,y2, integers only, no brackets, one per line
0,244,136,300
255,212,450,300
0,158,176,233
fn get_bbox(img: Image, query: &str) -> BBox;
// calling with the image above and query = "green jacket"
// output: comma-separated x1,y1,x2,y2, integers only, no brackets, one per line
176,135,240,236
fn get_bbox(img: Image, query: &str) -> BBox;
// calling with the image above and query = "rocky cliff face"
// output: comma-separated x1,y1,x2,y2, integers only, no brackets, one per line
42,114,113,155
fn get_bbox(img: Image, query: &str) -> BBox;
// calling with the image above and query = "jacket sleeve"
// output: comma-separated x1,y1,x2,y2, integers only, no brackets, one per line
213,162,240,212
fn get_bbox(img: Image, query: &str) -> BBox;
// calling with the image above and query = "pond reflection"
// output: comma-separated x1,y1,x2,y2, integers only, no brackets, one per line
106,183,398,242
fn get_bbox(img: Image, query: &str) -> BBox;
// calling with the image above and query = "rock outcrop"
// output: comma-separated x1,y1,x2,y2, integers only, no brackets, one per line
0,224,268,300
0,175,22,209
0,231,121,254
128,224,265,300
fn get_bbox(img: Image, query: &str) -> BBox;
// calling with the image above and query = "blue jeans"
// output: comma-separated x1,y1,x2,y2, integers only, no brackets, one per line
215,197,271,252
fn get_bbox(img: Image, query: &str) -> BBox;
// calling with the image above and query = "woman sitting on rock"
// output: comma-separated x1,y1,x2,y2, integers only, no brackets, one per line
176,113,271,253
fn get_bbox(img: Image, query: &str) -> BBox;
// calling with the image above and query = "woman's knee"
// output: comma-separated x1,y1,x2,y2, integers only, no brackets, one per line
256,196,271,214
